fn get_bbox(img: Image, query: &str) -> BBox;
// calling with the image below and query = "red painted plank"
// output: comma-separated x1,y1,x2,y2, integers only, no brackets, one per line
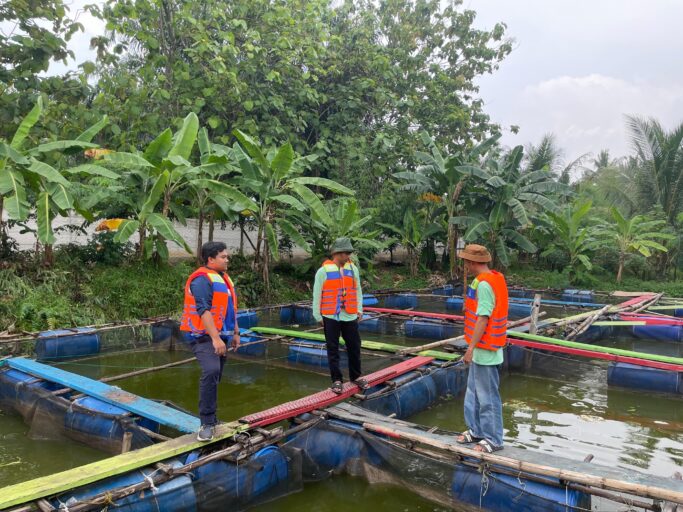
364,307,464,322
240,356,434,427
508,338,683,372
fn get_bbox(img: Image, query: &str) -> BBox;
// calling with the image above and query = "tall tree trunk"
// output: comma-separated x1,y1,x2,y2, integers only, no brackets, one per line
617,253,625,283
239,217,245,256
208,213,215,242
44,243,54,267
137,224,146,260
448,180,466,279
196,210,204,265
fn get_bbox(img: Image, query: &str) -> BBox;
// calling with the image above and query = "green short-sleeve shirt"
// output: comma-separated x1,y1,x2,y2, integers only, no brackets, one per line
472,279,504,366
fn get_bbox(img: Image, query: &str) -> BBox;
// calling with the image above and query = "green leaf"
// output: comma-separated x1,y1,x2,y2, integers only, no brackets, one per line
577,254,593,270
272,142,294,181
155,236,170,261
146,213,191,252
66,164,120,179
143,129,173,165
77,115,108,142
30,140,98,154
277,217,311,252
46,181,74,210
0,170,29,220
11,97,42,150
141,171,169,217
463,220,490,240
198,127,211,158
339,200,357,234
232,129,269,172
0,142,30,165
288,183,333,225
168,112,199,161
36,191,55,245
104,152,154,168
265,222,279,259
193,179,258,211
504,229,537,253
451,164,490,180
28,160,70,186
288,177,354,196
271,194,306,212
506,198,530,226
495,237,510,267
486,176,506,188
114,220,141,243
571,201,592,226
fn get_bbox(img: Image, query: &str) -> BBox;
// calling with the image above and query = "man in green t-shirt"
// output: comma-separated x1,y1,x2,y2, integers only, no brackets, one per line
455,244,508,453
312,238,364,394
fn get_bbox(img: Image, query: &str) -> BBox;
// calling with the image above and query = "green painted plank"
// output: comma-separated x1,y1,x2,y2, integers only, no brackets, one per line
0,422,246,509
508,330,683,365
250,327,459,361
648,305,683,310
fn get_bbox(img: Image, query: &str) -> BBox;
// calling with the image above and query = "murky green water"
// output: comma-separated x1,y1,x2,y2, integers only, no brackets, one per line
1,298,682,511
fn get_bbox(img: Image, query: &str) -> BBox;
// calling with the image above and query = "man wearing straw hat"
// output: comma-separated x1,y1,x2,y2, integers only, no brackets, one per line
312,237,364,394
455,244,509,453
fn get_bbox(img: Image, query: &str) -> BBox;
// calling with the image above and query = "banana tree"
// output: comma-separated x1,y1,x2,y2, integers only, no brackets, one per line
231,129,353,290
541,200,602,282
378,210,441,276
0,97,109,263
394,131,499,279
451,145,570,266
599,208,673,283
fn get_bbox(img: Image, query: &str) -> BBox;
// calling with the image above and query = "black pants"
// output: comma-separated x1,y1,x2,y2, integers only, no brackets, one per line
191,336,226,426
323,317,362,383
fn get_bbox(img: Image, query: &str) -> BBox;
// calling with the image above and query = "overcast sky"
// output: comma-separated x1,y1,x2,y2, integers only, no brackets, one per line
46,0,683,161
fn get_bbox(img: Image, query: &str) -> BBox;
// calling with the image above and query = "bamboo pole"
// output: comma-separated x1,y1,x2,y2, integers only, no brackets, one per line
361,422,683,504
565,304,611,340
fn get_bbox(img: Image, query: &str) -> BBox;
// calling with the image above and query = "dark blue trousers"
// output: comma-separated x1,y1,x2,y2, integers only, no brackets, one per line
191,336,226,425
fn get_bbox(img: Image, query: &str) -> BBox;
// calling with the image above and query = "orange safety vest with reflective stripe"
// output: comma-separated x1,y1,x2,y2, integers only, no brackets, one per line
464,270,509,351
320,260,358,316
180,268,238,337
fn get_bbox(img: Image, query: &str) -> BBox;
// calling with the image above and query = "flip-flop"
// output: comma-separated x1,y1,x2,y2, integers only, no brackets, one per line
474,439,503,453
456,430,484,444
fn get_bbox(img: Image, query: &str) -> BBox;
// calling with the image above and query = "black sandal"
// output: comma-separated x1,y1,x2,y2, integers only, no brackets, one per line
330,381,343,394
456,430,483,444
352,379,369,390
475,439,503,453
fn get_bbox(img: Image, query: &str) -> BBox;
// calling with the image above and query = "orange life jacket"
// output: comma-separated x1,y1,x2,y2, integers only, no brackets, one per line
180,267,237,337
464,270,509,351
320,260,358,316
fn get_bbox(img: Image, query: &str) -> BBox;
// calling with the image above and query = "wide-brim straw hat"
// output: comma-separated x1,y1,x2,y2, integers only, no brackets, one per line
457,244,492,263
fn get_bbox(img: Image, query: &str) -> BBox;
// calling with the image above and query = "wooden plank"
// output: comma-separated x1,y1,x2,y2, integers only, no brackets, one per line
6,358,200,433
0,423,245,509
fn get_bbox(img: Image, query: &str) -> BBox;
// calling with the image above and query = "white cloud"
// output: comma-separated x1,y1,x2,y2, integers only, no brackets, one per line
492,74,683,158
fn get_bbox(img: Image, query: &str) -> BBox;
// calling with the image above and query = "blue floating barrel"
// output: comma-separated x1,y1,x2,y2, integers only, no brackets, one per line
52,459,196,512
562,289,594,303
632,325,683,342
151,321,178,344
0,368,67,419
404,320,456,340
187,445,288,505
509,288,533,299
287,340,346,369
235,332,266,357
358,314,383,333
285,424,364,474
508,302,532,318
361,371,438,419
363,294,379,306
608,362,682,394
452,464,590,512
293,307,316,326
576,324,612,343
430,365,467,398
64,396,158,453
35,328,100,362
279,306,294,324
236,310,259,329
673,308,683,318
384,293,418,309
431,285,454,296
446,297,464,311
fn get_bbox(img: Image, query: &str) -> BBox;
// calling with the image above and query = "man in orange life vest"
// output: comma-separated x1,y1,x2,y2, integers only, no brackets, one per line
455,244,508,453
180,241,239,442
312,237,364,394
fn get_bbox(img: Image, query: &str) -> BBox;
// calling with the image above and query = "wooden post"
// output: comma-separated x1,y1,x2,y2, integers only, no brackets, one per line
121,432,133,453
529,294,542,335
